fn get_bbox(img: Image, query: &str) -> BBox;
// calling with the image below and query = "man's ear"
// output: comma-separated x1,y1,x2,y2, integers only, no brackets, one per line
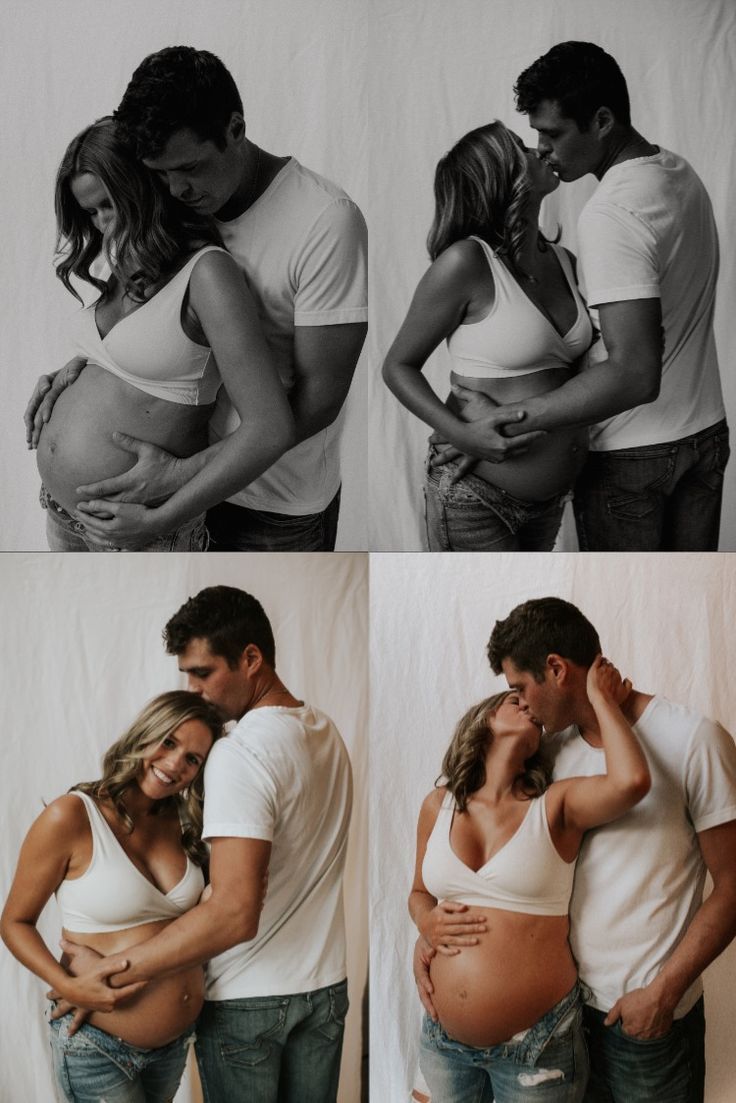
240,643,264,674
592,106,615,140
228,112,246,143
546,653,570,685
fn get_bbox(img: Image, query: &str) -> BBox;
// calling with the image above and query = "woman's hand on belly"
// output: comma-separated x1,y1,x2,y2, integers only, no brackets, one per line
449,385,547,463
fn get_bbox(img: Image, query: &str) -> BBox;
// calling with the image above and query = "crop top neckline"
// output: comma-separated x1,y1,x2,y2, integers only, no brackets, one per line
72,790,190,898
446,793,535,877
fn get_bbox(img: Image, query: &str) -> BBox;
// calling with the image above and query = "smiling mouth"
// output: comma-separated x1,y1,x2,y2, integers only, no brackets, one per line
152,765,176,785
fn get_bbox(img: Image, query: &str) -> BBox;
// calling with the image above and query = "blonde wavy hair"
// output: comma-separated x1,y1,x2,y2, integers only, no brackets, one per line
439,691,552,812
426,120,558,277
71,691,224,866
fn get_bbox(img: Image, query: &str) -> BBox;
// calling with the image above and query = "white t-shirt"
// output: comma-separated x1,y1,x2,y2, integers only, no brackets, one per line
209,158,368,514
550,696,736,1016
202,703,353,999
577,149,725,450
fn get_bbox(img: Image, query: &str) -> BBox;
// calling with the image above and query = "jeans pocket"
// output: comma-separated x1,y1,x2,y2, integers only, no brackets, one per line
317,981,349,1043
214,998,288,1068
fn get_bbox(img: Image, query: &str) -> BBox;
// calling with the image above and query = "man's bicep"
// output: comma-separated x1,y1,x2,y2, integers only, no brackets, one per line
597,298,664,396
697,819,736,889
293,322,367,410
208,836,272,912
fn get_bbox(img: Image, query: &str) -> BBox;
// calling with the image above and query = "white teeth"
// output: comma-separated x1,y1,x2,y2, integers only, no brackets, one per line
152,766,175,785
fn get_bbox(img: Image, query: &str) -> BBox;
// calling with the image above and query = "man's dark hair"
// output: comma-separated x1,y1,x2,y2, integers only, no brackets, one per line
514,41,631,130
164,586,276,669
115,46,244,159
487,597,601,681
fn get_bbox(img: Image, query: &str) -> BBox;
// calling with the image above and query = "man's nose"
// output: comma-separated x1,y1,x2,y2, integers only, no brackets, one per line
537,137,551,158
187,676,203,695
168,173,191,200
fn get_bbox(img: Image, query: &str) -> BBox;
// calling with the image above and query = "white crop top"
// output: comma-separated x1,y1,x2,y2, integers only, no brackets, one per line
69,245,227,406
55,791,205,933
422,789,576,916
447,237,593,379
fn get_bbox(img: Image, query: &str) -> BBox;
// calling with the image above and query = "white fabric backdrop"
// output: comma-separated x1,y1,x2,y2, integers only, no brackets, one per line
0,552,368,1103
369,552,736,1101
1,0,370,551
365,0,736,550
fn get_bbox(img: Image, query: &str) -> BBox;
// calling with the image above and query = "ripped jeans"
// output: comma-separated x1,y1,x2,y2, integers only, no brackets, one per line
419,982,588,1102
49,1012,193,1102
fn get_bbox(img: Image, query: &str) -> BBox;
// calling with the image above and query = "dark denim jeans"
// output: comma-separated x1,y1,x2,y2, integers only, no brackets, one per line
194,979,348,1103
424,453,567,551
206,487,341,551
573,420,729,550
583,998,705,1103
419,982,588,1102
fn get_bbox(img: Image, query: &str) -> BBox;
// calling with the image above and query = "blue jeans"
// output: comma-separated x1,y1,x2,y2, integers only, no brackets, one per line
419,983,588,1102
573,420,729,550
41,486,208,552
583,998,705,1102
194,979,348,1103
205,487,341,551
424,453,567,551
49,1013,192,1102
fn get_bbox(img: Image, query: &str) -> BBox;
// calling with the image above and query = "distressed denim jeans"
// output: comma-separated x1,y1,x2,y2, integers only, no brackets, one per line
419,982,588,1102
49,1013,192,1102
424,453,567,552
573,419,729,550
41,486,208,552
195,979,348,1103
583,997,705,1103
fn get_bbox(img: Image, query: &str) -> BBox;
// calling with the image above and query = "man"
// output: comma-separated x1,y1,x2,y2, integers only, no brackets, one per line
415,597,736,1101
58,585,353,1102
446,42,728,550
27,47,368,551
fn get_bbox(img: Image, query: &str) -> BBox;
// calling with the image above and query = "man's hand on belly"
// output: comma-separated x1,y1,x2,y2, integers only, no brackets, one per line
76,432,188,506
436,382,547,466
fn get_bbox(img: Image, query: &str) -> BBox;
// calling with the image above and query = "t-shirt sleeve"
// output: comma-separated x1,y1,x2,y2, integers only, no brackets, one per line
293,198,368,326
684,719,736,833
578,201,660,308
201,737,278,842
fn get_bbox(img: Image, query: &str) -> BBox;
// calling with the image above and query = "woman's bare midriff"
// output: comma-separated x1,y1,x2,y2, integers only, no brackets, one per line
36,364,215,515
430,907,577,1047
446,367,588,500
62,918,203,1048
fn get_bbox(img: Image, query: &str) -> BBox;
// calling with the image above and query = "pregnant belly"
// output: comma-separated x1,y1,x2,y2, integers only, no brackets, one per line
429,908,577,1047
63,920,204,1048
36,364,213,514
447,368,588,501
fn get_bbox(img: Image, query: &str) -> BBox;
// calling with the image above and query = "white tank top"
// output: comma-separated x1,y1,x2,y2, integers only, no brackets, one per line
422,789,576,916
55,791,204,933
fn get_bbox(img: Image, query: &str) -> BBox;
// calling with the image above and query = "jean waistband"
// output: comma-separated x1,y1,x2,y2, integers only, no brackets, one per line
50,1011,193,1071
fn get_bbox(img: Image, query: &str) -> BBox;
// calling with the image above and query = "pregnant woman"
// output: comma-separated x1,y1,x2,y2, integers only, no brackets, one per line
1,691,223,1102
382,121,594,550
34,117,294,551
409,658,650,1100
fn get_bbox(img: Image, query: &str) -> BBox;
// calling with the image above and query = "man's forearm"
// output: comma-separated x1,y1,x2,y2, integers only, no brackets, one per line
651,886,736,1010
508,357,659,436
109,897,255,987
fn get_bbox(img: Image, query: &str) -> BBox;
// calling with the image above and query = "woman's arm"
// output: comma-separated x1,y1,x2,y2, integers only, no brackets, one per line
0,797,145,1011
550,657,651,842
382,243,542,462
76,251,296,544
408,789,487,955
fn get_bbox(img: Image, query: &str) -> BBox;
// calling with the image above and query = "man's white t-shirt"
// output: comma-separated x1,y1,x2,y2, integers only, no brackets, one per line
210,158,368,515
577,149,725,450
202,703,353,999
550,696,736,1016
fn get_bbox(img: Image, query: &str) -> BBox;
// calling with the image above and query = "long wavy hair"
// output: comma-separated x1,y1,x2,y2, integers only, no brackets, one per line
427,121,555,277
54,116,222,303
438,691,552,813
71,691,224,866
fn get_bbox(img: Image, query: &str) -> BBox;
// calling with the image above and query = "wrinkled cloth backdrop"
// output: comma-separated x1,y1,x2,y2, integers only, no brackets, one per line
365,0,736,549
370,553,736,1101
3,0,370,550
0,553,368,1103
